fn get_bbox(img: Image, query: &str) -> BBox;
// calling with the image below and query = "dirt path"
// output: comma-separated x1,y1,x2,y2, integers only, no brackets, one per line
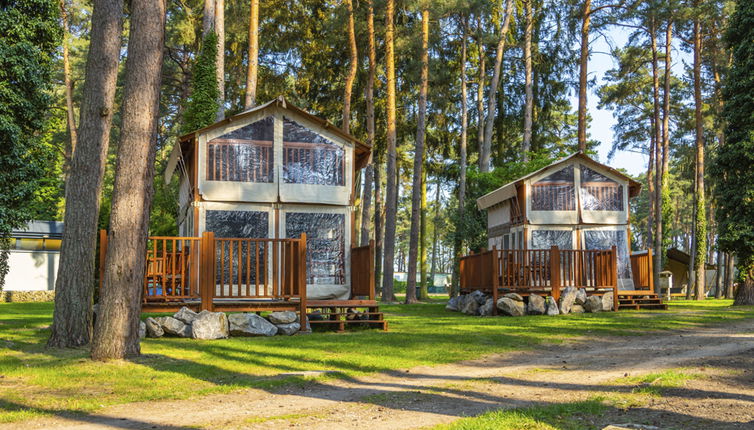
9,318,754,430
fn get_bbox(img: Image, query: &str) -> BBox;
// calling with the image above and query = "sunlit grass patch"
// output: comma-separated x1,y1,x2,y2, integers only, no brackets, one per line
609,369,706,396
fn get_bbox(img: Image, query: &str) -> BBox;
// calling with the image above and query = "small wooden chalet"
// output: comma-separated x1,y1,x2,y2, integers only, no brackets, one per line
100,96,384,331
460,152,665,311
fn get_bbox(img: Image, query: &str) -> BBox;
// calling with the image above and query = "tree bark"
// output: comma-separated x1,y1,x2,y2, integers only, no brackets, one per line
725,253,735,299
650,17,663,294
453,15,469,298
692,13,706,300
476,14,485,171
715,250,723,298
215,0,225,121
406,8,429,304
363,0,377,251
59,0,77,172
48,0,124,349
91,0,166,360
481,0,514,172
522,0,533,160
429,179,441,296
202,0,215,36
342,0,358,135
381,0,398,303
734,267,754,305
419,168,429,300
646,122,655,250
577,0,591,151
243,0,259,109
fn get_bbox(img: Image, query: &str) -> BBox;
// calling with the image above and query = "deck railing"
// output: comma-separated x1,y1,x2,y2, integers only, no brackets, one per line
351,240,376,300
460,245,619,313
630,249,653,291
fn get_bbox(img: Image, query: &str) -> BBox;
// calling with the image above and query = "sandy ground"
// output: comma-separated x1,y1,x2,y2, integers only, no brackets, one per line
7,317,754,430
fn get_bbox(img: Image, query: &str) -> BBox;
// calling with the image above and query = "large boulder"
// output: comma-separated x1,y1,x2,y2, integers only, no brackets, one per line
145,317,164,338
469,290,487,305
602,291,615,311
479,298,494,316
138,321,146,339
268,311,297,325
445,296,460,312
497,297,525,316
527,294,546,315
228,313,278,337
575,288,587,305
570,304,585,314
584,295,603,313
503,293,524,302
461,297,480,315
545,296,560,316
275,322,301,335
174,307,199,325
191,311,229,340
558,286,578,314
156,316,191,337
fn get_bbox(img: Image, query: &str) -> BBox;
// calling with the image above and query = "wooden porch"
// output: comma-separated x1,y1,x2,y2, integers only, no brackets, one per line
459,246,665,312
98,230,387,331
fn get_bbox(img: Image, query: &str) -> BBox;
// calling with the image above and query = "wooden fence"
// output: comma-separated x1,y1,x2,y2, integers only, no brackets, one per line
350,240,375,300
460,246,619,314
630,250,654,290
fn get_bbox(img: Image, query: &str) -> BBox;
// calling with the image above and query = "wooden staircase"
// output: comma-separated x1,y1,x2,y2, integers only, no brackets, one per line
306,301,388,332
617,292,668,310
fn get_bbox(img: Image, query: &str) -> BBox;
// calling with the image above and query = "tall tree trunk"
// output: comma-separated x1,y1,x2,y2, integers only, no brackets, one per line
342,0,358,134
522,0,533,160
453,15,469,298
481,0,514,172
381,0,398,302
692,13,706,300
577,0,591,151
59,0,77,171
419,168,428,299
715,250,724,298
406,8,429,304
647,123,655,250
429,179,441,295
725,253,735,299
244,0,259,109
362,0,377,247
734,268,754,305
91,0,166,360
476,14,485,171
650,17,663,294
215,0,225,121
202,0,215,36
48,0,124,349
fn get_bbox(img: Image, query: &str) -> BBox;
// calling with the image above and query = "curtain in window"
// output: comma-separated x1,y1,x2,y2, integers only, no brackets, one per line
207,117,274,183
531,165,575,211
285,212,346,284
283,118,345,186
580,166,624,211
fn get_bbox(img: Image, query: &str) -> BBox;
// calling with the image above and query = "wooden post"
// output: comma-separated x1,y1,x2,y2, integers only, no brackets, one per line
550,246,561,303
490,247,498,315
368,239,376,301
611,245,619,311
459,257,466,292
647,248,654,292
98,229,108,292
200,231,215,312
298,233,308,332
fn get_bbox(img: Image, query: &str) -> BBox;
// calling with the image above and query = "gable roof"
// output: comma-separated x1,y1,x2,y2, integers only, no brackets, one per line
476,152,642,210
165,96,371,182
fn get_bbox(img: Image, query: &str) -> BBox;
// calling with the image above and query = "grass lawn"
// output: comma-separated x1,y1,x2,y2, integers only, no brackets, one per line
0,299,751,423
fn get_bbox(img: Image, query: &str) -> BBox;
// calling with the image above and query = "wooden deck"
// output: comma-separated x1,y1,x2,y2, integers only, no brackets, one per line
459,246,665,312
98,231,387,331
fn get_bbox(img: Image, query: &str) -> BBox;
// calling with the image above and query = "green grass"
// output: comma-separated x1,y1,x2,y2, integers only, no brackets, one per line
609,368,707,396
0,299,751,423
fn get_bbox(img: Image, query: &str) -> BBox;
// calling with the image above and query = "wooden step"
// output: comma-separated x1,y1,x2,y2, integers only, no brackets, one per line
308,319,389,332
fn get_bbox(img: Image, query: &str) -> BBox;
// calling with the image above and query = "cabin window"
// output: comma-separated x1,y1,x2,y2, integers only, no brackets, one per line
583,229,631,282
283,118,345,186
580,166,624,211
531,229,573,250
206,117,274,183
531,165,575,211
206,210,269,285
285,212,345,285
503,234,510,250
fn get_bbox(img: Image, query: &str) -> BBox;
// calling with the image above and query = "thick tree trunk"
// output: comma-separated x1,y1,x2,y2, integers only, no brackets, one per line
481,0,514,172
577,0,591,151
650,18,663,294
453,15,468,298
91,0,166,360
48,0,124,349
715,250,724,298
725,253,735,299
406,8,429,304
381,0,398,303
476,15,485,171
59,0,77,171
342,0,358,135
734,267,754,305
522,0,533,160
244,0,259,109
429,179,441,296
215,0,225,121
419,168,428,300
692,14,706,300
202,0,215,36
362,0,377,248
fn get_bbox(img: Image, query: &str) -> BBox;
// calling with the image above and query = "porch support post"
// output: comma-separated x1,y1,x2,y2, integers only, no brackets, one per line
611,245,619,311
368,239,376,301
200,231,215,312
490,247,498,315
647,248,654,292
550,246,560,303
298,233,308,331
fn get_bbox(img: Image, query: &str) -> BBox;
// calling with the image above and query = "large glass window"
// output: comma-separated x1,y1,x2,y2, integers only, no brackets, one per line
285,212,345,285
583,229,632,286
580,166,624,211
206,210,269,285
283,118,345,186
207,117,274,183
531,229,573,249
531,166,575,211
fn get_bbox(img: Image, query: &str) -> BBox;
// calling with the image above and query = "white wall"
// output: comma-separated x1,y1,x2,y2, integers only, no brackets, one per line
5,250,59,291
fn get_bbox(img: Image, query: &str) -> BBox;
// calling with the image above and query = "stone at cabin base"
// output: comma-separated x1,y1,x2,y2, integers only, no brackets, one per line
527,294,546,315
268,311,297,325
497,297,525,316
228,313,278,337
191,310,230,340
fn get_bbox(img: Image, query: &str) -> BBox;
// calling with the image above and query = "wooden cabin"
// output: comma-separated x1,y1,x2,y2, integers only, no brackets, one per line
100,97,385,331
460,152,665,311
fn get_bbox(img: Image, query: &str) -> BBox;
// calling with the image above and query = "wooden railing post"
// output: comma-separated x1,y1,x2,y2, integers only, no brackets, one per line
647,248,654,292
200,231,215,312
368,239,375,301
550,246,561,303
98,229,108,292
298,233,308,332
490,247,498,315
611,245,619,311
